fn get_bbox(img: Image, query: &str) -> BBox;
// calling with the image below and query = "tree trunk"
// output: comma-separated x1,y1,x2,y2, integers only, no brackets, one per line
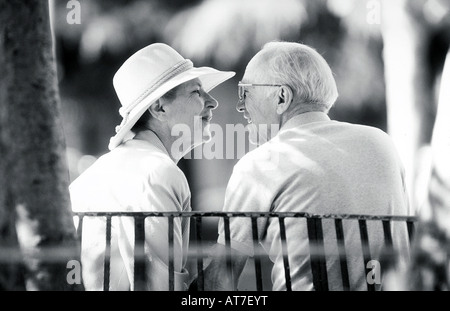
0,0,83,290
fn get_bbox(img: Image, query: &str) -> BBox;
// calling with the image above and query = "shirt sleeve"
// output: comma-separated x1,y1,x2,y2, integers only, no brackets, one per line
141,162,191,270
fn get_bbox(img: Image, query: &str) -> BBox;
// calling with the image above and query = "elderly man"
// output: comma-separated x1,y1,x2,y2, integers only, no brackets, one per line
199,41,412,291
69,43,234,291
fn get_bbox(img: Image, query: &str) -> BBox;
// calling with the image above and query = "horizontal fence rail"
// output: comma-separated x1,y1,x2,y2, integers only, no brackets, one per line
71,211,418,291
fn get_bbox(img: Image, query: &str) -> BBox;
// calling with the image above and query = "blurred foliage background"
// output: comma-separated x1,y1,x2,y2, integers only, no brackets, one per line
1,0,449,291
53,0,402,212
52,0,450,251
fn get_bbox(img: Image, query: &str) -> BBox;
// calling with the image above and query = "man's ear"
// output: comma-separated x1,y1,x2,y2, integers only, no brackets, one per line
276,85,293,115
148,99,166,121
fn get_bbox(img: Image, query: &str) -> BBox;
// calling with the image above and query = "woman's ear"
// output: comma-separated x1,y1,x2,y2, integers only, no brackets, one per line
148,99,166,121
276,85,294,115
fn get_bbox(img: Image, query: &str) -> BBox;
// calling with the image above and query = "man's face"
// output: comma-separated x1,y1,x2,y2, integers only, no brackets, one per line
237,60,280,144
164,78,218,148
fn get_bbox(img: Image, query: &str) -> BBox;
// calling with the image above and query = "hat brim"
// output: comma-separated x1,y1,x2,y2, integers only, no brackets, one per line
108,67,235,150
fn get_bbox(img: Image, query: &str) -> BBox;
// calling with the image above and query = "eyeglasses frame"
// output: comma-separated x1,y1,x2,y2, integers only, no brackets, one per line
238,82,286,103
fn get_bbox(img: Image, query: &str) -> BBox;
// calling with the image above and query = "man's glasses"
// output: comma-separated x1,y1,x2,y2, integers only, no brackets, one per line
238,82,284,103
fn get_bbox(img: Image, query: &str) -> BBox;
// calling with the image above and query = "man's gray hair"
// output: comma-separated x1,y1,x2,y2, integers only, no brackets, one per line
255,41,338,112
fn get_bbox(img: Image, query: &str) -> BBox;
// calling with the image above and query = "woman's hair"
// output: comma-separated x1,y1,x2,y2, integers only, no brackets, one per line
254,41,339,112
131,85,179,133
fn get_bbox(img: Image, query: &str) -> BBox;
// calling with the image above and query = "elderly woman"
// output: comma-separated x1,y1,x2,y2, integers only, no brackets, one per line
69,43,234,291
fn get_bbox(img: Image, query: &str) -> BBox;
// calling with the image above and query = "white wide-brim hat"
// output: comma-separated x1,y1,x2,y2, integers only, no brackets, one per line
108,43,236,150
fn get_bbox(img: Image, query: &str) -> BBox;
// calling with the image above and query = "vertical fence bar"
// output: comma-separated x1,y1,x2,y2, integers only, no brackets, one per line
382,220,394,249
134,216,146,291
407,220,415,242
334,218,350,291
77,214,84,284
223,215,234,289
72,212,418,292
358,219,374,291
195,216,204,291
103,215,112,291
77,215,84,247
278,217,292,291
315,218,328,291
251,216,263,291
381,219,395,286
306,217,328,291
168,215,175,291
307,217,319,291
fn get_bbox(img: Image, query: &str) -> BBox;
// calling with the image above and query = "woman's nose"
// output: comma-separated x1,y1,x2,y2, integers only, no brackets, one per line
204,92,218,110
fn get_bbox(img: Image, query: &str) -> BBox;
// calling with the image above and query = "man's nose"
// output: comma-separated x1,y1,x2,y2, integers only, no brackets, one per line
236,98,245,112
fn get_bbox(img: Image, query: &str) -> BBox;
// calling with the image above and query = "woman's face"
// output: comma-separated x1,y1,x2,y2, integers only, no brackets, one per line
163,78,219,150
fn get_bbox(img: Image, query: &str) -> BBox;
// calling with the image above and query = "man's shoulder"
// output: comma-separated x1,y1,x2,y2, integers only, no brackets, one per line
320,119,383,134
322,121,394,146
334,120,388,135
234,141,275,166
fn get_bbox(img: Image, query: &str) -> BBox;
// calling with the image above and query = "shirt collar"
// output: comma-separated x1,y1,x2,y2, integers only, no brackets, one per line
280,111,331,132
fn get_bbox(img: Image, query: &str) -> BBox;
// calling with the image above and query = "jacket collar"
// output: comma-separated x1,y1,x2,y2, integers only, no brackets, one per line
280,111,331,132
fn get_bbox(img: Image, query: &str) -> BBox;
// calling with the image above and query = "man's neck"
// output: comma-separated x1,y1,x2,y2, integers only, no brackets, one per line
280,108,327,129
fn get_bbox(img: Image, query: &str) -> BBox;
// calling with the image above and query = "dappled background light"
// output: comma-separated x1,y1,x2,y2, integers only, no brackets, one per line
1,0,448,292
51,0,450,223
2,0,450,292
165,0,307,68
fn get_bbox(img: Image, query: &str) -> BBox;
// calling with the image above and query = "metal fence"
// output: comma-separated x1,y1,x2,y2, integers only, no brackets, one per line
73,211,418,291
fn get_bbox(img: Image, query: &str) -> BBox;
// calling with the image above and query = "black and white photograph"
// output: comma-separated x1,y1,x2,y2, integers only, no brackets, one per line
1,0,450,305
